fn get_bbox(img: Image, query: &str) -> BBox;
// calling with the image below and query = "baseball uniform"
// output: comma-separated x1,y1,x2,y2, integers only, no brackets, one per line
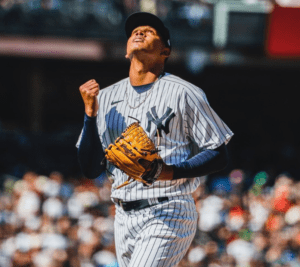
76,72,233,266
76,11,233,267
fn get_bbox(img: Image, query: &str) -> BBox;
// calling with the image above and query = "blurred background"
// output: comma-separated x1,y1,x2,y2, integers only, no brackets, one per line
1,0,300,266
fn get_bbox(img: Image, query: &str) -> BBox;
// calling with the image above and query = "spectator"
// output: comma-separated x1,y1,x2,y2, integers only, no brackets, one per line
2,167,300,266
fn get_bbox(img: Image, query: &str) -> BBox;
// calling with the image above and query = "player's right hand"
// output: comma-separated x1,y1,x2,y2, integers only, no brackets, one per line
79,79,100,117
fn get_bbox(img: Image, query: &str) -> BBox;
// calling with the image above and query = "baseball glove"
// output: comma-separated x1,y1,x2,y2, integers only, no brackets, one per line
105,121,173,189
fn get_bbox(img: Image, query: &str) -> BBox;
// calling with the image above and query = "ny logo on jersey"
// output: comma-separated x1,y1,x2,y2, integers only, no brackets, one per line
146,106,175,136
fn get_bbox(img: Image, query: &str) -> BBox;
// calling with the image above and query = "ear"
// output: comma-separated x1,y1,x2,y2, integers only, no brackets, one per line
161,47,170,58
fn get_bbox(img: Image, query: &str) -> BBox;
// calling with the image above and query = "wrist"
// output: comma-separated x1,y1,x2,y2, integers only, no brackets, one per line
85,110,97,117
158,164,174,181
84,113,97,122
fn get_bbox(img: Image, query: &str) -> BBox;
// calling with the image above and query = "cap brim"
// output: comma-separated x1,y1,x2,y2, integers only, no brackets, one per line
125,12,166,38
125,12,165,38
125,12,171,49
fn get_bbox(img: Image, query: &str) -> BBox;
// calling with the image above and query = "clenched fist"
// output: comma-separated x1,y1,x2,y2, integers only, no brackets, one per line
79,79,100,117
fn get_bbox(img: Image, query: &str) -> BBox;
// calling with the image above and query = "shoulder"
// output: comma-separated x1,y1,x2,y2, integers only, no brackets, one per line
99,77,128,94
162,73,206,99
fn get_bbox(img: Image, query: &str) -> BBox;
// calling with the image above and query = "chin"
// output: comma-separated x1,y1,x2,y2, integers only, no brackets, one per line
130,46,146,52
127,49,144,57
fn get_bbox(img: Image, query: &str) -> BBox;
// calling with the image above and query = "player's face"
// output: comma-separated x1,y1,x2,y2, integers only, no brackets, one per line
126,25,167,60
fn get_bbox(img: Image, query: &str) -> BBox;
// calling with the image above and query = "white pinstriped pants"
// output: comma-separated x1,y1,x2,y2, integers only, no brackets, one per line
114,195,198,267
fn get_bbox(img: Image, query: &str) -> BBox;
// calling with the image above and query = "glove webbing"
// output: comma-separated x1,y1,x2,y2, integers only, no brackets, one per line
113,126,161,190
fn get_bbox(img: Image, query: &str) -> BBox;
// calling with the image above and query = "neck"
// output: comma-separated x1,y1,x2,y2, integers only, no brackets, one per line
129,57,164,86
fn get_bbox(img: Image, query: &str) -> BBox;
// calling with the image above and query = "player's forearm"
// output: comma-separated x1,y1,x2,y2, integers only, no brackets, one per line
77,114,106,179
172,144,229,180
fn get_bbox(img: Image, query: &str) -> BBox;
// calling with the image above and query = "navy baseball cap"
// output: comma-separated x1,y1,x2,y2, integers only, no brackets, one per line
125,12,171,50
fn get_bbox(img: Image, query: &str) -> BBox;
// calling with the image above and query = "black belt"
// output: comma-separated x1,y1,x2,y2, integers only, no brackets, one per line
113,197,168,211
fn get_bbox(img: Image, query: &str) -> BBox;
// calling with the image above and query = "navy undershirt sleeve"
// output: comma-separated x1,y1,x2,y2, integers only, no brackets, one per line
172,144,229,180
77,114,106,179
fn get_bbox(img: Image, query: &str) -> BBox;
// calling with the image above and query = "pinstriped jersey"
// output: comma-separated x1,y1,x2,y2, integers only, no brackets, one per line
77,73,233,201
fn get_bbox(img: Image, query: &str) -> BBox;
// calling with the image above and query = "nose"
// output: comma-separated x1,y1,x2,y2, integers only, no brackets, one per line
135,30,144,36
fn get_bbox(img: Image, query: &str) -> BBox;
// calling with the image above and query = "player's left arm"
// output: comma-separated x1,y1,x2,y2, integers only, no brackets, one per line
160,86,233,181
170,143,229,180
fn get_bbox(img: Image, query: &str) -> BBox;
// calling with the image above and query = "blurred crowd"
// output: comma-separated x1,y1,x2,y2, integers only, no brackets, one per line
1,168,300,267
0,0,213,37
0,0,126,36
180,170,300,267
0,171,117,267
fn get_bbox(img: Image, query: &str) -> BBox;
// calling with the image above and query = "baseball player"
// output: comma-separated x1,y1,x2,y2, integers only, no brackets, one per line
77,12,233,267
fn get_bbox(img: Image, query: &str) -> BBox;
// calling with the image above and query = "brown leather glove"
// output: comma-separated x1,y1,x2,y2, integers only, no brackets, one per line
105,122,173,189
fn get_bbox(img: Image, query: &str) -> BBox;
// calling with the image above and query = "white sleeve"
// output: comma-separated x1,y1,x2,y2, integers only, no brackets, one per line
184,86,233,150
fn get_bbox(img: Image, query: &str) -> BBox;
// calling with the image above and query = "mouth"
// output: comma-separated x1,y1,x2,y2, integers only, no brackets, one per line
133,38,144,42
